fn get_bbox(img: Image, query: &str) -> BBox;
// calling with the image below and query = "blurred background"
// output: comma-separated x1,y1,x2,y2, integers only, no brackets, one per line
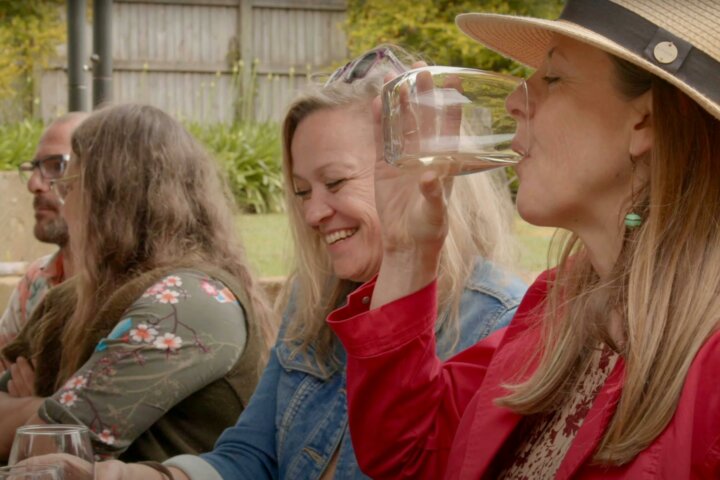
0,0,564,305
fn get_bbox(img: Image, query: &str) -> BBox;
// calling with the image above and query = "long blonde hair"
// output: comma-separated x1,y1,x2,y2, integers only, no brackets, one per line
279,73,517,371
58,104,277,385
498,58,720,464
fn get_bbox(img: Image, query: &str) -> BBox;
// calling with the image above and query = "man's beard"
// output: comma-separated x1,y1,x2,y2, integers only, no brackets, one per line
35,216,69,247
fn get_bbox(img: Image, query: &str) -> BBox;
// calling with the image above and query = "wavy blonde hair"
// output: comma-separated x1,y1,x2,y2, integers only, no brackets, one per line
278,71,517,371
498,58,720,464
57,103,277,385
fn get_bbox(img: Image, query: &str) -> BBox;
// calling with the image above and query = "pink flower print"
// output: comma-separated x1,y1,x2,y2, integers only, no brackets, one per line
214,287,237,304
63,375,88,390
98,428,116,445
59,390,78,407
130,324,158,343
143,282,165,297
164,275,183,287
154,333,183,352
156,289,180,304
201,280,218,296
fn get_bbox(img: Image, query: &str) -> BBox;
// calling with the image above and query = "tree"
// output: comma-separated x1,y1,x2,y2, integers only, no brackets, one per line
0,1,65,118
345,0,564,75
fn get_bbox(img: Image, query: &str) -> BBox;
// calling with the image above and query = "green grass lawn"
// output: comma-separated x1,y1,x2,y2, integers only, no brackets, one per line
514,217,556,280
236,213,292,278
238,213,557,281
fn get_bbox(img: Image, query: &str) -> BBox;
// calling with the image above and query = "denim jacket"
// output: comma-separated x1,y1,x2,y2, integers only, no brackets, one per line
186,258,527,479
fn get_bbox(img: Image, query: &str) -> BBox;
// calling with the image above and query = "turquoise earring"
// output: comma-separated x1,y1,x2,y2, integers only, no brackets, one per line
624,212,643,229
625,155,643,229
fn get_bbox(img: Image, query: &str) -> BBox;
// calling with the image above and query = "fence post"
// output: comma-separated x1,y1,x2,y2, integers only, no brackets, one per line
238,0,255,122
67,0,89,111
92,0,113,108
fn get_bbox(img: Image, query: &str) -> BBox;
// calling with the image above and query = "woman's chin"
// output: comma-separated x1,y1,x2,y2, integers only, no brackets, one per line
516,194,557,229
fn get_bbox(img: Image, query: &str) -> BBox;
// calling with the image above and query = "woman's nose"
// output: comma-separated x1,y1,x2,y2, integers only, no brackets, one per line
505,79,533,121
303,192,334,228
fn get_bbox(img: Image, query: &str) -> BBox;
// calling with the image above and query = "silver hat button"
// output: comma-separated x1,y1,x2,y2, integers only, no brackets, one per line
653,41,678,64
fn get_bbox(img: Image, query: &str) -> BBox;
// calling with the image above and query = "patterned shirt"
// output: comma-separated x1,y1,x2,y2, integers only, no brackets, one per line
499,346,619,479
0,251,65,338
37,270,248,459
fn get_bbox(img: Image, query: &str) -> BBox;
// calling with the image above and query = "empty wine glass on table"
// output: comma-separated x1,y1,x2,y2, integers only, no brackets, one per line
8,425,94,480
382,66,530,175
0,465,61,480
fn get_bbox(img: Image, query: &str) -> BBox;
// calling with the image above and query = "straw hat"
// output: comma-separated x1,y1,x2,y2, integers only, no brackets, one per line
456,0,720,120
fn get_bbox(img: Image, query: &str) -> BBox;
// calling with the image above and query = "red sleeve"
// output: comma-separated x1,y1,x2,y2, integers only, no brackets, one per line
328,279,504,479
328,271,552,479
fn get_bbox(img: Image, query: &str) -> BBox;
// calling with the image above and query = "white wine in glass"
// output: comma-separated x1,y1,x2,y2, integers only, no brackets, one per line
382,66,529,176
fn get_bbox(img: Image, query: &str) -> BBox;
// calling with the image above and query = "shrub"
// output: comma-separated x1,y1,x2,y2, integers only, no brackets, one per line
0,1,65,120
185,121,284,214
0,119,284,214
0,119,45,170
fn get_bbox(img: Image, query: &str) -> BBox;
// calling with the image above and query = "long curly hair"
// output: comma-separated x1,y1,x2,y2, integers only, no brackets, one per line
56,103,277,385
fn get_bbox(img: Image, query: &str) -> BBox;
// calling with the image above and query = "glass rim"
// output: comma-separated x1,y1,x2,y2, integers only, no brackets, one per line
15,424,89,435
387,65,525,86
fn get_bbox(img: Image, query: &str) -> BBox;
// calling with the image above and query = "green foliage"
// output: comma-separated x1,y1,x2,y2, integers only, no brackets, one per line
186,121,284,214
345,0,564,75
0,119,283,214
0,1,65,117
0,119,44,170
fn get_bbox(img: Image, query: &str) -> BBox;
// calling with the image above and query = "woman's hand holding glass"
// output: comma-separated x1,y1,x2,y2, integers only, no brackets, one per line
9,426,94,480
16,455,187,480
372,65,528,306
370,64,457,307
0,464,61,480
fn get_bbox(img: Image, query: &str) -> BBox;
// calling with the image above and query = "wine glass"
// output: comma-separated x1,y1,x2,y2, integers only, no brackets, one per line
382,66,529,175
9,425,94,479
0,465,61,480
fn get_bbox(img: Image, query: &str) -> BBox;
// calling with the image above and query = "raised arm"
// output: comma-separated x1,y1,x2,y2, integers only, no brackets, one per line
328,278,501,478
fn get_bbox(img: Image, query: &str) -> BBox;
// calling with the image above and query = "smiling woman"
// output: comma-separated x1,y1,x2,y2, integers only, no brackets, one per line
290,106,381,283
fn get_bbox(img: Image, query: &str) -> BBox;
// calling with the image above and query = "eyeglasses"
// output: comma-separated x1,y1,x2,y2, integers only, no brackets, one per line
325,47,407,86
49,174,79,204
18,154,70,183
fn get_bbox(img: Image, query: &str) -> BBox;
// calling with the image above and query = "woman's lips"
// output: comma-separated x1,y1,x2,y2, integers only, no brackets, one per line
325,228,358,245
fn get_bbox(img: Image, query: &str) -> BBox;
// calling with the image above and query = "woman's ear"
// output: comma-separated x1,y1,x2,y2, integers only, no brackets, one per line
629,90,653,158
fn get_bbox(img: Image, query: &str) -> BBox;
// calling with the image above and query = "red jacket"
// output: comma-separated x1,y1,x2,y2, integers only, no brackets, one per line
327,271,720,479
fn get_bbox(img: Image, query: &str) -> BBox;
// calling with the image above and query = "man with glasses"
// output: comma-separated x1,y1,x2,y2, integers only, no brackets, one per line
0,112,87,348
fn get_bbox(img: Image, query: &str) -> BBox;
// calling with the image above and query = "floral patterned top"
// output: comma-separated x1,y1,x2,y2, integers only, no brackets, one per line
37,270,248,459
0,251,64,338
499,346,619,479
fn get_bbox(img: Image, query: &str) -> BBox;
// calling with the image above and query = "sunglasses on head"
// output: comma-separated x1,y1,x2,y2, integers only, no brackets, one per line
325,47,407,86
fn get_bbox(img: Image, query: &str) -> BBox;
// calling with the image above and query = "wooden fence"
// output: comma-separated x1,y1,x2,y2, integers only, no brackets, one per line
39,0,348,123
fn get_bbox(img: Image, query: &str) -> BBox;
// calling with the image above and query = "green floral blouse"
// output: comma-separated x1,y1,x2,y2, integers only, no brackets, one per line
38,270,248,458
